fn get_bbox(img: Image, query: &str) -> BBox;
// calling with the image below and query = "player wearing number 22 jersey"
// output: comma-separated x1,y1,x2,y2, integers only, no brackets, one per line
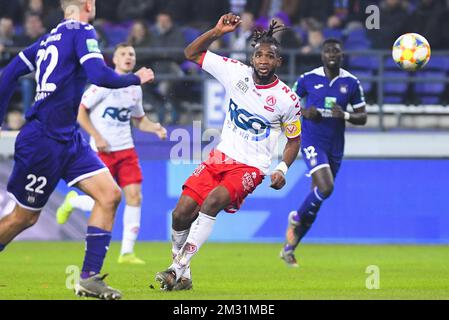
155,15,301,291
280,39,367,267
0,0,154,300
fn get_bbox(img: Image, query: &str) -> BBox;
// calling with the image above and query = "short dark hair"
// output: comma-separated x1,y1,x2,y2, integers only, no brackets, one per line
251,20,286,55
322,38,343,48
114,42,134,52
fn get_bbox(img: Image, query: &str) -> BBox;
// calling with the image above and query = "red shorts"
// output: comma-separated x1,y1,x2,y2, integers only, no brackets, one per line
182,150,265,213
97,148,143,188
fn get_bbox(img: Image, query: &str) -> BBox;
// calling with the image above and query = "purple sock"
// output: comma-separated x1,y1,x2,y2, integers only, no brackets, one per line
0,244,5,252
81,226,111,279
284,187,325,252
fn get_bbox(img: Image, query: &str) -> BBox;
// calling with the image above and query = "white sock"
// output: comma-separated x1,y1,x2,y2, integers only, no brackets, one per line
69,195,95,212
120,205,141,255
171,228,191,279
172,212,216,280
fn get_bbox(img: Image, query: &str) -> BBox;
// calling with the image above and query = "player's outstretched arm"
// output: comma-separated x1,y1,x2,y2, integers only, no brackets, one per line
184,13,241,64
82,58,154,88
270,137,301,190
132,117,167,140
0,55,35,132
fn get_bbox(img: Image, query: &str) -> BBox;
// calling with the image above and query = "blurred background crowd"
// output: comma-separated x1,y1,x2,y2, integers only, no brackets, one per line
1,0,449,128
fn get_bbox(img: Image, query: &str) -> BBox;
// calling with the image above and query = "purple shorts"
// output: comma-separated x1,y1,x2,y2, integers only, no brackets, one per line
7,120,106,211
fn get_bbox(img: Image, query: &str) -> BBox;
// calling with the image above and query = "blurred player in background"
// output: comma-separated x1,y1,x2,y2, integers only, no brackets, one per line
0,0,154,300
56,43,167,265
280,39,367,267
155,13,302,291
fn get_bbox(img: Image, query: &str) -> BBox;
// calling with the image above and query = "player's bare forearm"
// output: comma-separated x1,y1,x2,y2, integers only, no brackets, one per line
132,117,167,140
282,137,301,167
77,105,103,140
184,29,223,63
332,105,367,126
348,108,368,126
184,13,241,64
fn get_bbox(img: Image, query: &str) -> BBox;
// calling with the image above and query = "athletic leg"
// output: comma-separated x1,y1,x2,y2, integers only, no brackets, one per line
171,163,263,282
0,205,40,250
118,183,145,263
281,166,334,266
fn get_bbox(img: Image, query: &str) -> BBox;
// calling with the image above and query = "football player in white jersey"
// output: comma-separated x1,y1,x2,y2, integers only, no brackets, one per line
155,14,302,291
56,43,167,265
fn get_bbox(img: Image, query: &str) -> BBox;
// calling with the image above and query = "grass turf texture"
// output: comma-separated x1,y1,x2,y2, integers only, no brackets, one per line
0,242,448,300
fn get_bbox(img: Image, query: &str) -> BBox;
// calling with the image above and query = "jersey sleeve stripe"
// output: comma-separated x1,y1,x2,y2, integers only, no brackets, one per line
19,52,35,72
352,102,366,109
80,53,104,64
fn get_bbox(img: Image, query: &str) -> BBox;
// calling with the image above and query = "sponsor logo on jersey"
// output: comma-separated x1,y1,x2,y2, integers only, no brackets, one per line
314,84,324,90
228,99,271,141
340,85,348,94
236,80,249,93
102,107,132,122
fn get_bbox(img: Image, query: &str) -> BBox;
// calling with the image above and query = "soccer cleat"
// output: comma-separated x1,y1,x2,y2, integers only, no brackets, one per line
172,277,193,291
56,190,78,224
74,274,122,300
118,252,146,265
155,269,177,291
280,248,299,268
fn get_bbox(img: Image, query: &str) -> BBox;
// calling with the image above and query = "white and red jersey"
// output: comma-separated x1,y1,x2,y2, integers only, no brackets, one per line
200,50,302,174
80,85,145,152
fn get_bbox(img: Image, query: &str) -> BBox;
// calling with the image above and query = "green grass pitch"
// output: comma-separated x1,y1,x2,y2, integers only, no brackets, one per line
0,242,448,300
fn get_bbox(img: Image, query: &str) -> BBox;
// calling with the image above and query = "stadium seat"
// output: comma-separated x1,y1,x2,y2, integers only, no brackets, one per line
181,27,201,45
348,55,380,71
344,28,371,49
292,26,307,43
383,71,409,103
323,28,344,40
102,24,129,47
384,57,400,70
348,70,374,95
424,56,449,71
414,71,446,104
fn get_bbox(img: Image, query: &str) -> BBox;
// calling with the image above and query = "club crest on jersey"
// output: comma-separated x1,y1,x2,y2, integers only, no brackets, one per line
340,85,348,94
236,80,249,93
266,95,277,107
228,99,271,141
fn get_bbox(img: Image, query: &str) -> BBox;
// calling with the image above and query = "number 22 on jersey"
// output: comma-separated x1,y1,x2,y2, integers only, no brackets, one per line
35,45,59,93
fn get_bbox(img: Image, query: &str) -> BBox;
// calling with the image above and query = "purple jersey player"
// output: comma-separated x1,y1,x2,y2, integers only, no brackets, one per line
280,39,368,267
0,0,154,299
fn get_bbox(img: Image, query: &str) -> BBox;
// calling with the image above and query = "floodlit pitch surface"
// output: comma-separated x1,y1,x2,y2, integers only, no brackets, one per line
0,242,448,300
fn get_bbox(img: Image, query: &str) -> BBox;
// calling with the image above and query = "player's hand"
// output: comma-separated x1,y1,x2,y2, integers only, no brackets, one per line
331,104,345,119
135,67,155,85
302,106,322,122
94,135,109,153
270,171,286,190
214,13,241,36
154,123,167,140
